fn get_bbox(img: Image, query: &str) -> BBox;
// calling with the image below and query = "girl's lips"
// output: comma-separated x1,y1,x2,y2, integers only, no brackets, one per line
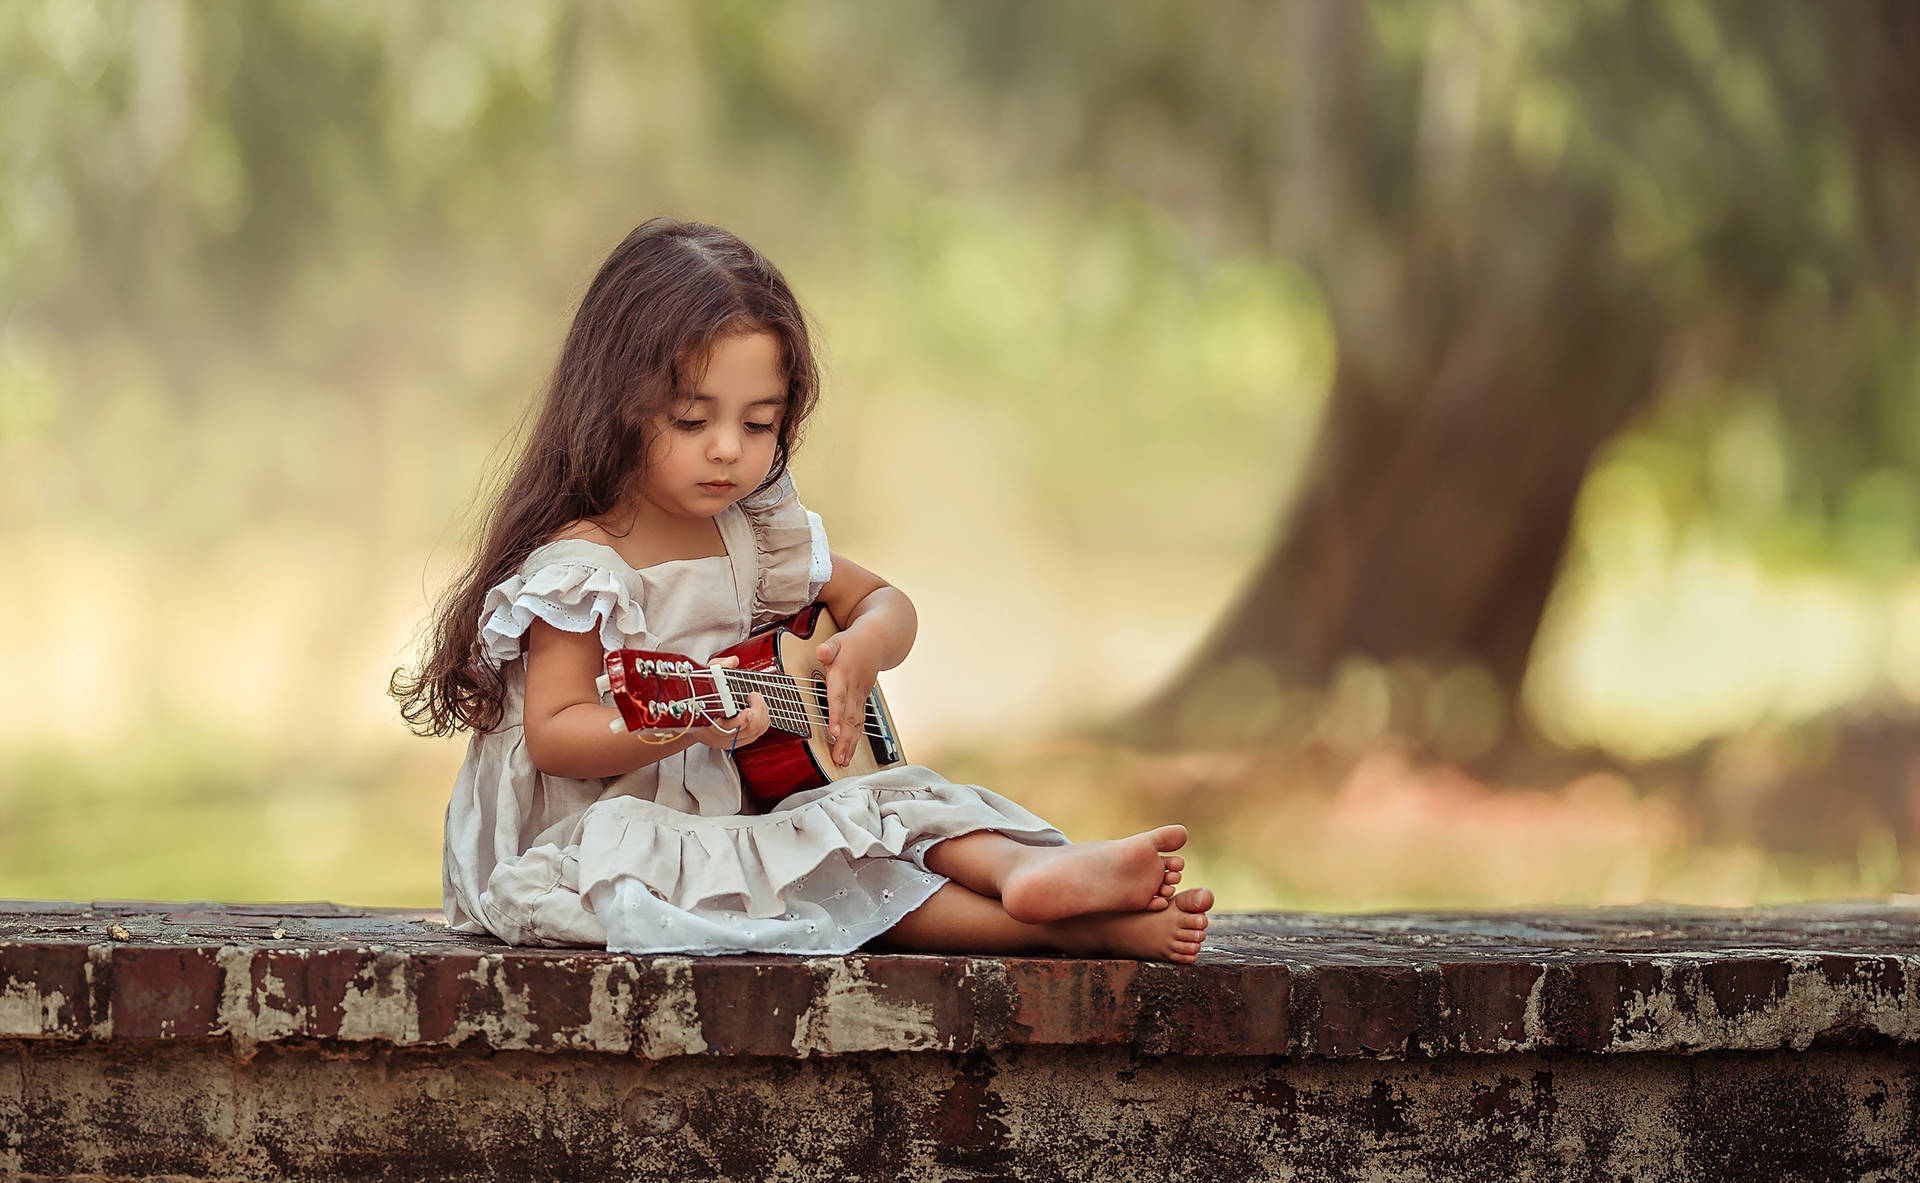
700,481,735,492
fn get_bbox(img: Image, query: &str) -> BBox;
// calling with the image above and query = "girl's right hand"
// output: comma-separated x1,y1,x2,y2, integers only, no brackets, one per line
692,656,770,751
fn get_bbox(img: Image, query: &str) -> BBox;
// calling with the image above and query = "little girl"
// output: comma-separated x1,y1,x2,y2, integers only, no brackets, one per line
393,217,1213,962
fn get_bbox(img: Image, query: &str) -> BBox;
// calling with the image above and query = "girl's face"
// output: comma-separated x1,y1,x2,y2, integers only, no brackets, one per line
640,330,787,522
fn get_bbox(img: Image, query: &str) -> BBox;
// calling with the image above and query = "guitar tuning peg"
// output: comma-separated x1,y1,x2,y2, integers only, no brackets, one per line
608,716,628,734
595,674,612,696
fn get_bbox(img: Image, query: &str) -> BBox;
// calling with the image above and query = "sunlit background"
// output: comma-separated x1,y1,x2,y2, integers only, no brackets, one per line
4,0,1918,912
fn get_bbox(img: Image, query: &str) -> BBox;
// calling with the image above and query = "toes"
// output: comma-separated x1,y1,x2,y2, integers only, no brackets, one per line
1162,871,1182,888
1152,824,1189,854
1158,881,1176,899
1173,887,1214,914
1163,855,1185,874
1148,896,1169,911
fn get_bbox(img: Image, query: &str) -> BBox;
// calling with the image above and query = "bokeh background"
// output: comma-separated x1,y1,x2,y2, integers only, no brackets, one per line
4,0,1919,912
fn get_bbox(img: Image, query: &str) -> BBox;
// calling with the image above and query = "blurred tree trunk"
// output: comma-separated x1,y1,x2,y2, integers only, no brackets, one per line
1130,0,1920,748
1132,1,1664,743
1138,200,1662,738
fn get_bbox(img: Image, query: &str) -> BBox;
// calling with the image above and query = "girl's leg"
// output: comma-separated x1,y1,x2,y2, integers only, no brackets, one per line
868,880,1058,955
922,826,1189,924
869,881,1214,964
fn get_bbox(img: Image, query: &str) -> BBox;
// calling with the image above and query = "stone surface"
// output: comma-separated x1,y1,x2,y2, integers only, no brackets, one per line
4,1040,1917,1181
6,899,1920,1181
2,899,1917,1060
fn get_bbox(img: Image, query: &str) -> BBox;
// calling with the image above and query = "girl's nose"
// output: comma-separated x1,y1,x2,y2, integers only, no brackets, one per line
709,426,742,461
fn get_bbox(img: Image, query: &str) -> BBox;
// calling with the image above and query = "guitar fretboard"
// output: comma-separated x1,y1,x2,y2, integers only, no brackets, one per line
725,668,815,738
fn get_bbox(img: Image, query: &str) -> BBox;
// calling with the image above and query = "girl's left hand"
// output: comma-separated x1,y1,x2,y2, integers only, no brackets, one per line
817,630,882,767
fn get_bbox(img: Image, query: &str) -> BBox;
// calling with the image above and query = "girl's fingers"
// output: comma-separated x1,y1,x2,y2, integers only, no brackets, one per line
816,642,864,763
818,658,872,766
820,647,840,754
834,690,854,765
707,691,769,748
829,691,844,768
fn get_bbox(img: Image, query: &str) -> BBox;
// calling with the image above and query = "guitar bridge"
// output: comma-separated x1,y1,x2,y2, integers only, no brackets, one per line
864,689,903,764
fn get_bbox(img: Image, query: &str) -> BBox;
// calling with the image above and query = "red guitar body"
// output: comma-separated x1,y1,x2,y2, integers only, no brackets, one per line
722,606,831,808
602,604,908,814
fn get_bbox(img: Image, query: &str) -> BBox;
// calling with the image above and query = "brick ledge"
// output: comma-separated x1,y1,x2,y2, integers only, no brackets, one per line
3,900,1916,1060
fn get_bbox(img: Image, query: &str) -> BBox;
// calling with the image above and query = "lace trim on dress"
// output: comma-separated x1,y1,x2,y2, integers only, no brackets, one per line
478,559,647,666
738,470,833,618
803,509,832,600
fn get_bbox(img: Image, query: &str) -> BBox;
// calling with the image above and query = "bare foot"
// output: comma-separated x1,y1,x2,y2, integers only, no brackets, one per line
1001,824,1189,923
1057,887,1214,963
1147,855,1185,911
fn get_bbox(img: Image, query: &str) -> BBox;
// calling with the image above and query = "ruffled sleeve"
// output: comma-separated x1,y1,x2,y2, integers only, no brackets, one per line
737,470,833,623
477,546,648,667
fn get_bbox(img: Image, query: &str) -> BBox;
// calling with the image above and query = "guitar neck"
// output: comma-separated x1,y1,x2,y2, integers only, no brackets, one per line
600,608,906,768
711,665,816,738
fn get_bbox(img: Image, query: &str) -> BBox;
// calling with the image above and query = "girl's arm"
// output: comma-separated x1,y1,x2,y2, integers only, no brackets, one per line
521,620,765,779
814,551,918,767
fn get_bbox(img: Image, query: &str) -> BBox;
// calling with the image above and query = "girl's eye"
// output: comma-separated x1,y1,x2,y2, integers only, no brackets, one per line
747,421,779,434
673,419,706,431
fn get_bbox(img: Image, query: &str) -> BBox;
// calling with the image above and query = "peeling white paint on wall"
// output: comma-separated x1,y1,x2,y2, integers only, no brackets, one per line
213,946,306,1056
450,953,535,1050
792,959,941,1057
634,956,707,1059
572,958,637,1053
337,946,421,1044
84,945,111,1040
0,976,66,1037
1608,954,1920,1053
1492,963,1548,1053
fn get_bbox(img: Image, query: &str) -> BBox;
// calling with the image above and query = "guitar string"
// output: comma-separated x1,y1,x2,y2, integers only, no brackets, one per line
623,691,891,739
704,696,887,739
686,693,889,738
613,666,893,735
613,670,893,741
615,684,881,731
633,707,891,742
625,664,853,694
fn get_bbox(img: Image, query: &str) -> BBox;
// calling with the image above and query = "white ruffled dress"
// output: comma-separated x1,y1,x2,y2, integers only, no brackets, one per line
440,473,1069,954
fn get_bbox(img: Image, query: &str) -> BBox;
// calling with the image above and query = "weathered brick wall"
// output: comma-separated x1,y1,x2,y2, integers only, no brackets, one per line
4,900,1918,1180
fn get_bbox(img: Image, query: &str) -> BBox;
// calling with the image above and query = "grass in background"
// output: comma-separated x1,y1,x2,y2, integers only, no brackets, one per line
0,734,453,907
3,729,1908,912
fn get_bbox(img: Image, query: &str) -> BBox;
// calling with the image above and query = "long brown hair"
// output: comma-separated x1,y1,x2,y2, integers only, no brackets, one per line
391,217,821,736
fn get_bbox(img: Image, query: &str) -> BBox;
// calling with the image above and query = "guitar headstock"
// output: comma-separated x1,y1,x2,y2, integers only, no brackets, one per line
597,649,710,736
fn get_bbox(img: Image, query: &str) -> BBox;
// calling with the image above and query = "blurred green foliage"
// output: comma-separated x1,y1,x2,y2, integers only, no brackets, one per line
2,0,1916,907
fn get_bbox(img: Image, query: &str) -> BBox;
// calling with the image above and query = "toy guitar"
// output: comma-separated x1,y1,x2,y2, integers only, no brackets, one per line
595,603,908,813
